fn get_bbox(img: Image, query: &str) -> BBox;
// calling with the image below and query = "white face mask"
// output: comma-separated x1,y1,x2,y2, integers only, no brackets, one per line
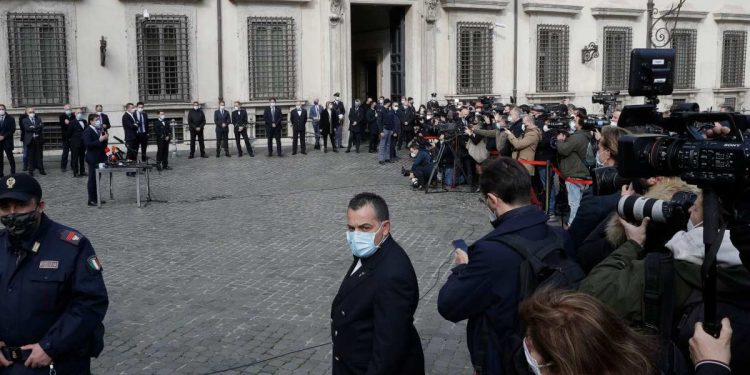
543,124,550,132
687,220,703,232
65,110,71,115
137,107,144,112
270,103,275,107
610,121,618,127
159,115,165,121
569,120,576,132
378,100,383,104
595,152,605,168
0,110,5,116
426,115,432,120
410,150,418,158
28,112,35,117
193,106,199,110
234,106,239,111
76,114,83,120
219,105,225,110
523,338,553,375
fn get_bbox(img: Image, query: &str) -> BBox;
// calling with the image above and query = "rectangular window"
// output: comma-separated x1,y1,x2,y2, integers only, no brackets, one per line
248,17,296,100
602,26,632,91
721,30,747,88
456,22,493,95
724,97,736,109
7,13,68,107
671,29,697,89
537,24,569,93
136,15,190,102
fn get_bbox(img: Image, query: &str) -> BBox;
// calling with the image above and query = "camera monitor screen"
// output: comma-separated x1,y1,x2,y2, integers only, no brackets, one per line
628,48,675,97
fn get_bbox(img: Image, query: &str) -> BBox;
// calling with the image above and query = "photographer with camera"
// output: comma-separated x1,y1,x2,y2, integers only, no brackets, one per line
405,143,434,190
579,186,750,374
555,108,593,228
504,115,541,176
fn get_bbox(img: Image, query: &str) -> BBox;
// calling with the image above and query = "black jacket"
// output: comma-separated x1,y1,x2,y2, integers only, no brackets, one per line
59,113,75,141
320,109,338,136
154,119,171,143
21,116,43,146
214,109,231,134
290,107,307,131
0,114,15,149
348,106,365,132
83,126,107,164
188,109,206,131
232,109,248,128
264,106,282,127
569,190,620,249
366,108,378,133
99,113,111,129
122,112,138,142
68,119,87,148
331,236,424,375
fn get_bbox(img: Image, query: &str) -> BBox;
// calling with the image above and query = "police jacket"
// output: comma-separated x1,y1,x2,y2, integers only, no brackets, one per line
331,236,424,375
0,214,108,373
437,205,574,375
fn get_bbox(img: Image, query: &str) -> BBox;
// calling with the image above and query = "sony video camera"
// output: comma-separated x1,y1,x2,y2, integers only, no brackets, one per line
592,91,620,116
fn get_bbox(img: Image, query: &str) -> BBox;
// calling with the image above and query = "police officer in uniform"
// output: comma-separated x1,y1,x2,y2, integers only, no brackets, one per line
331,193,424,375
0,174,109,374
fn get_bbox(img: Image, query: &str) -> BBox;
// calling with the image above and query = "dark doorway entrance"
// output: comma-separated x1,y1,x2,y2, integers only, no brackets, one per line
350,4,407,104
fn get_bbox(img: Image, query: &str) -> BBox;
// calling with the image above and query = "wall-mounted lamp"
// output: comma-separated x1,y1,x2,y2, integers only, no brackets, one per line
581,42,599,64
99,36,107,67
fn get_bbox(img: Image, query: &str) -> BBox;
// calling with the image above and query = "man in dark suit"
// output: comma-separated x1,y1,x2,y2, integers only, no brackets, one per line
309,99,323,150
83,114,108,206
290,102,307,155
68,108,87,177
0,104,16,176
332,193,424,375
264,97,283,157
367,101,379,153
188,101,207,158
332,93,346,148
232,101,253,157
154,111,172,171
345,100,365,153
22,107,45,176
135,102,149,161
59,104,75,172
94,104,111,129
121,102,138,161
214,101,231,158
320,102,338,153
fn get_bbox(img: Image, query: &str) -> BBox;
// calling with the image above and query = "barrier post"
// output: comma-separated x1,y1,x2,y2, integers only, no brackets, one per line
545,160,551,215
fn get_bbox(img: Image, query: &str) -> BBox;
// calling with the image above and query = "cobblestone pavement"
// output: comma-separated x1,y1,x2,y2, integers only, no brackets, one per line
36,144,494,374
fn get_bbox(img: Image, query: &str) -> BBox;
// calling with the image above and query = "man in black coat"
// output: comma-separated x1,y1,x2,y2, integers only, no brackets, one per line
0,104,16,176
332,93,346,148
188,101,207,158
264,98,283,157
121,103,139,161
154,111,172,171
366,101,379,153
68,108,87,177
332,193,424,375
214,101,231,158
290,102,307,155
59,104,75,172
345,100,364,153
83,114,108,205
21,107,45,176
94,104,111,129
134,102,149,161
232,101,253,157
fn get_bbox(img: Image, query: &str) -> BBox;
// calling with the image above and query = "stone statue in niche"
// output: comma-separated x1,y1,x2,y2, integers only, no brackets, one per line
425,0,438,23
330,0,344,19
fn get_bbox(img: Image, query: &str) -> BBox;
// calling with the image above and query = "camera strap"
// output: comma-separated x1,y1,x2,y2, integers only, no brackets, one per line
643,252,675,339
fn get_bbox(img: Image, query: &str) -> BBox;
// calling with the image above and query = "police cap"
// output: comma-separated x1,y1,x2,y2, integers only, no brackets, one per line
0,174,42,202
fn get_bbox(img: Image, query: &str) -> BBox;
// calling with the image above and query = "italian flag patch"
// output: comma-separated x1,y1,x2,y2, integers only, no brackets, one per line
87,255,103,272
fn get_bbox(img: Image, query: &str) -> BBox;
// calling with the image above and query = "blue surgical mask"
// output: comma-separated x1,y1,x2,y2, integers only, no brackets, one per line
346,223,385,258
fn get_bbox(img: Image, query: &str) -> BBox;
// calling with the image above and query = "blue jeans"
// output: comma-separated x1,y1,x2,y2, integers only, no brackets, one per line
378,130,392,162
538,166,556,215
312,122,321,144
565,181,589,226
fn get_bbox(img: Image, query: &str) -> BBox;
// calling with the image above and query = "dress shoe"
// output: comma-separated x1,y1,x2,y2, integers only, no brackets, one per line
87,201,97,207
379,161,385,165
301,151,307,155
249,153,255,157
277,153,283,157
61,168,67,173
292,152,297,155
332,148,338,153
188,155,194,159
267,153,273,157
225,153,231,157
238,153,244,157
39,170,46,175
355,149,360,153
200,154,208,158
164,166,172,170
345,149,351,153
324,148,328,153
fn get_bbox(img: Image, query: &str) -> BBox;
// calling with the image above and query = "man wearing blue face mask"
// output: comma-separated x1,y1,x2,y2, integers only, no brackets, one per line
331,192,424,375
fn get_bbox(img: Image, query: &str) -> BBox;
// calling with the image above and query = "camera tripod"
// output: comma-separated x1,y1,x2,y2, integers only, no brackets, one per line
424,134,470,194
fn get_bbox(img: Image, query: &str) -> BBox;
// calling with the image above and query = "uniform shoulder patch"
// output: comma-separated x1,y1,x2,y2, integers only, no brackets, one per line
60,230,83,246
87,255,103,272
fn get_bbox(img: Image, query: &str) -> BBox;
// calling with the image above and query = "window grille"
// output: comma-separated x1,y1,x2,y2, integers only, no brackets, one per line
537,24,569,93
7,13,68,107
721,31,747,88
456,22,493,95
602,26,632,91
724,97,736,109
248,17,296,100
671,29,697,89
136,15,191,102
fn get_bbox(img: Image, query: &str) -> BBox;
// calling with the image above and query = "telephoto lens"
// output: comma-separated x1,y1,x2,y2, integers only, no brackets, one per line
591,167,632,196
617,191,697,224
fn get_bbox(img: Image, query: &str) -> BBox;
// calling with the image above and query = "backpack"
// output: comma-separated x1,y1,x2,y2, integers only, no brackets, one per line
581,136,597,169
473,227,585,375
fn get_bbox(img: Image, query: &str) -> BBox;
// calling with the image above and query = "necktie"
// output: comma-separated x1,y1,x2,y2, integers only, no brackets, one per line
271,107,275,122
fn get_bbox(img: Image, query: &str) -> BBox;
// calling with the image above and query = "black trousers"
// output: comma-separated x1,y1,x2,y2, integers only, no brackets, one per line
87,161,98,202
215,128,229,156
126,141,138,161
61,138,70,170
292,127,306,153
0,143,14,176
156,139,169,167
398,130,414,149
234,127,253,155
346,131,361,151
70,143,85,175
368,128,379,151
266,125,282,155
413,165,433,186
27,139,44,172
190,129,206,156
135,134,148,161
322,132,336,149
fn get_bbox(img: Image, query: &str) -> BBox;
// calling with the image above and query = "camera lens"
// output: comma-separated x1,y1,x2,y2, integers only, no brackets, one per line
591,167,631,196
618,195,669,223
